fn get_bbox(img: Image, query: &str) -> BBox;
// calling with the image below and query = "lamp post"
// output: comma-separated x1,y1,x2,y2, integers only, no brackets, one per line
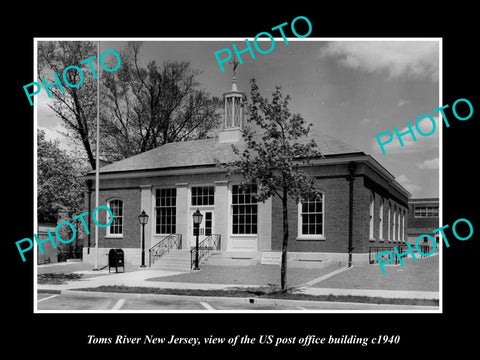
138,210,149,267
192,209,203,270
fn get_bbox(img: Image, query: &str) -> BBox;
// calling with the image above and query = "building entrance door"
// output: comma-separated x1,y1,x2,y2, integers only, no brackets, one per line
189,209,214,248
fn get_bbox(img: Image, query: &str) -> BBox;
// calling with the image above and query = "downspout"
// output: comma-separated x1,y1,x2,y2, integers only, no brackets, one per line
86,179,92,255
347,162,356,267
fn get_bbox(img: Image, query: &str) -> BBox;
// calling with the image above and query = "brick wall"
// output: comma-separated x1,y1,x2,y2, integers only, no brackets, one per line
270,174,408,254
86,188,141,249
271,176,356,253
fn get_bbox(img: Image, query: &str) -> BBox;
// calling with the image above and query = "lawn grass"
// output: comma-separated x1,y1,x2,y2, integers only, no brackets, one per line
73,285,439,306
38,273,83,285
316,255,440,291
147,263,342,287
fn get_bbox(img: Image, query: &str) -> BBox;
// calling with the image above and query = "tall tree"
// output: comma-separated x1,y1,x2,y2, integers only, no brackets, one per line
38,41,98,169
38,41,222,167
37,129,86,223
101,42,222,162
37,129,87,259
220,79,323,291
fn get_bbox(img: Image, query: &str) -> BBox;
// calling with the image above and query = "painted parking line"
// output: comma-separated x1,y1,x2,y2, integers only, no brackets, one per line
297,306,308,310
200,301,215,310
37,294,58,303
111,299,126,310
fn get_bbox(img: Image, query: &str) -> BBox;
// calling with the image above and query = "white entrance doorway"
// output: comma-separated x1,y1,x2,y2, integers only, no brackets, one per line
188,209,214,248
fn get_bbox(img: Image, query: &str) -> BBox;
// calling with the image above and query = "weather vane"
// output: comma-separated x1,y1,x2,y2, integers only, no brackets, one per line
229,56,238,78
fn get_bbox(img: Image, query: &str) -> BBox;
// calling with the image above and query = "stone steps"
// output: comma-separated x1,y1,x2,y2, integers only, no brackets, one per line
150,250,192,271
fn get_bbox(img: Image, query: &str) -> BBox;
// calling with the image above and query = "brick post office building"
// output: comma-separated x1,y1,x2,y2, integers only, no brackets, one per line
83,76,411,268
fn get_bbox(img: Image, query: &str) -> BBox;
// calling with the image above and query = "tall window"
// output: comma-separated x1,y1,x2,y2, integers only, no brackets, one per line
232,184,257,235
401,210,405,243
397,211,401,242
107,199,123,236
392,205,397,242
387,202,391,242
191,186,214,206
379,197,384,241
155,188,176,234
205,212,212,236
369,192,375,240
299,194,324,237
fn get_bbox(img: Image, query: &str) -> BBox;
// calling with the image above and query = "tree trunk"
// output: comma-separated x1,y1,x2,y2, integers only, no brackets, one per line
280,189,289,292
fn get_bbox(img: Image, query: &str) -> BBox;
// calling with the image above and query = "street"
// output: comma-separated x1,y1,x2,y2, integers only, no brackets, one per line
37,291,439,311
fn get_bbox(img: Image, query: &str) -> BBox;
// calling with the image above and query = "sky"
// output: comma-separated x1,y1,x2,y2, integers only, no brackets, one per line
36,38,440,198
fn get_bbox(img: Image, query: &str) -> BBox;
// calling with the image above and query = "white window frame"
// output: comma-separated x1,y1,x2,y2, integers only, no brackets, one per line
191,185,215,207
154,187,177,235
231,184,258,236
297,193,326,240
106,198,124,238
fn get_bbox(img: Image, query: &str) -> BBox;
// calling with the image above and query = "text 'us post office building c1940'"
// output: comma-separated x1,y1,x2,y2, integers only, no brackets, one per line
83,75,411,270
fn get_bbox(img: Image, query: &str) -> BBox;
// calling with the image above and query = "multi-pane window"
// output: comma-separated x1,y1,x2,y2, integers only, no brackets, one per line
232,184,257,235
107,199,123,235
414,205,439,218
155,188,176,234
192,186,214,206
300,194,324,236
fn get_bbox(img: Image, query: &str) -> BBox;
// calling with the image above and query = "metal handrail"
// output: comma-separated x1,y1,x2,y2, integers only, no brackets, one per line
190,234,221,269
148,234,182,267
369,244,432,265
369,246,403,265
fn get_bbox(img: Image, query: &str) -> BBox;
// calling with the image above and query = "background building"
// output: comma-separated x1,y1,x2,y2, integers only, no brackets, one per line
407,197,439,245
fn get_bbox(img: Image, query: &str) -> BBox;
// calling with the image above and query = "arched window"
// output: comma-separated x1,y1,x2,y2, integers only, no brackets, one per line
107,199,123,237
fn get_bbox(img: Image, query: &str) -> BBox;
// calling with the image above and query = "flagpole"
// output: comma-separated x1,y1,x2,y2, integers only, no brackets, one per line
94,40,100,270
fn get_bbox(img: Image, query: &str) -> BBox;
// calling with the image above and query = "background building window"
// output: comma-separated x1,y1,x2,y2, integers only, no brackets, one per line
414,205,439,218
155,188,176,234
192,186,214,206
107,199,123,236
232,184,257,235
300,194,324,236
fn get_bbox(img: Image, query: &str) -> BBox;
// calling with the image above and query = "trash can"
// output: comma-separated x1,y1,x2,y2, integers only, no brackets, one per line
108,249,125,273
